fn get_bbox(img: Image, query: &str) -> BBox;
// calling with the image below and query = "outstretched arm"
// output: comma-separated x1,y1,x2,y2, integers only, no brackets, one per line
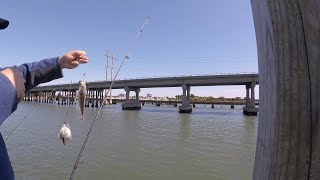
13,50,89,91
0,50,89,125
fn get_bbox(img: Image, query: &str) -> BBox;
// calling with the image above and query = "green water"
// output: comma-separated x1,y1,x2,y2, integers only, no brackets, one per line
0,102,257,180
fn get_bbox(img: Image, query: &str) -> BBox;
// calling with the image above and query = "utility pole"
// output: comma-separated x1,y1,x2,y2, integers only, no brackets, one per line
109,54,118,104
110,54,115,104
111,54,115,83
104,50,110,104
104,50,117,104
104,50,109,81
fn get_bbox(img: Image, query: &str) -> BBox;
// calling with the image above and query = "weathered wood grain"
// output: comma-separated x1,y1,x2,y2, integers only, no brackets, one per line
251,0,319,179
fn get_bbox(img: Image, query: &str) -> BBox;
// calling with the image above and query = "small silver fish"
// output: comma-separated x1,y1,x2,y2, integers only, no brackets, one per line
58,122,72,145
77,81,86,117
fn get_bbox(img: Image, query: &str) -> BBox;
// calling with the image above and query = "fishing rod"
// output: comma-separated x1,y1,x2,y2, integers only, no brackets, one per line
68,17,150,180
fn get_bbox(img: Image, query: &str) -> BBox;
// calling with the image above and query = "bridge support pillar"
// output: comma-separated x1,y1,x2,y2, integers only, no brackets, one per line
179,84,192,113
71,91,75,105
109,88,113,105
97,91,101,106
91,90,95,108
94,90,99,107
122,87,141,110
57,92,60,105
53,91,56,104
39,91,43,103
243,82,258,116
30,92,32,102
101,90,105,105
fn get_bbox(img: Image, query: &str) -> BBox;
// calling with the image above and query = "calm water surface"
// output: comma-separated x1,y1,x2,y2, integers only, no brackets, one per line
0,102,257,180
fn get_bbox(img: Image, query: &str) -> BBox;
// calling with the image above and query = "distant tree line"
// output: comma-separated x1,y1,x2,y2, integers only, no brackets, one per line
174,94,246,103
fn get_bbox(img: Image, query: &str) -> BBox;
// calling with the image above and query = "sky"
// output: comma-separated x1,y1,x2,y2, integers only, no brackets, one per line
0,0,259,98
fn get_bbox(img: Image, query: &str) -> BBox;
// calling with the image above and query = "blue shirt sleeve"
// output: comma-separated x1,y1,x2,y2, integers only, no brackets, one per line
0,74,17,179
0,73,18,126
0,57,64,180
0,57,64,125
12,57,63,91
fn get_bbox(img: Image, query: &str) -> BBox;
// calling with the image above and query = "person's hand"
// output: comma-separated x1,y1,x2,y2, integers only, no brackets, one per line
59,50,89,69
1,68,25,101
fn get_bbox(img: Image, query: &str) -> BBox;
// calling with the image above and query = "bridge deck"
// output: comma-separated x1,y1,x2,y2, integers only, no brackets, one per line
30,74,259,91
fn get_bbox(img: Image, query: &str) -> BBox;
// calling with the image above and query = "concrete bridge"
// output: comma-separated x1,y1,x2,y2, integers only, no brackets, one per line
26,73,259,115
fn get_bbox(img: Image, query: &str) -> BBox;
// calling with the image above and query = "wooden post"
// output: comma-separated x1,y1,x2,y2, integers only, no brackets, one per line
251,0,319,179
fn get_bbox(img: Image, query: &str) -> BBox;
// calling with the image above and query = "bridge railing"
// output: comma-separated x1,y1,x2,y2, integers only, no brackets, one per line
119,72,257,80
36,72,258,87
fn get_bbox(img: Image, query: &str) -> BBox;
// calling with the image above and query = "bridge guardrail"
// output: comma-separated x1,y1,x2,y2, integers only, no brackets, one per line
36,72,258,87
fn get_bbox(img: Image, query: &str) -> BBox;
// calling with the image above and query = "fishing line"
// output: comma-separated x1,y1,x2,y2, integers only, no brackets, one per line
4,86,58,141
68,17,150,180
5,107,36,141
63,80,74,123
63,69,85,122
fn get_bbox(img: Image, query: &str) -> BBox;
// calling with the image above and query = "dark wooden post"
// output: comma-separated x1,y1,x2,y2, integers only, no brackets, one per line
251,0,319,179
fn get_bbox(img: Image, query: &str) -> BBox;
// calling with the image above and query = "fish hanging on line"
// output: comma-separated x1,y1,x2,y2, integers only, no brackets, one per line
77,80,86,117
58,122,72,145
